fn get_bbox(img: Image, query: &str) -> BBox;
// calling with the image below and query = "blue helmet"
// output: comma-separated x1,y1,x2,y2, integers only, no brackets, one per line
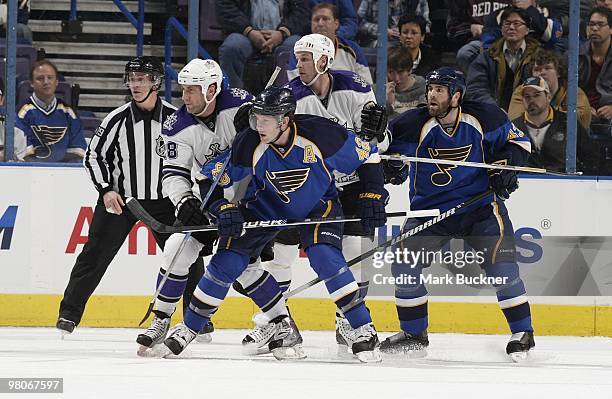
251,86,296,116
425,67,466,103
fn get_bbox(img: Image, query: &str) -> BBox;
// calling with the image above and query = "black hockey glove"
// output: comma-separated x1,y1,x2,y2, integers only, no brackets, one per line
357,189,389,234
360,101,388,142
233,102,252,133
487,161,518,201
382,158,409,185
209,198,244,238
176,195,208,226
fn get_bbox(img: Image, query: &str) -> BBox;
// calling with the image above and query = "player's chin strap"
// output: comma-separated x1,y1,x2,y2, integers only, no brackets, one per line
305,64,328,87
134,87,155,104
269,118,290,145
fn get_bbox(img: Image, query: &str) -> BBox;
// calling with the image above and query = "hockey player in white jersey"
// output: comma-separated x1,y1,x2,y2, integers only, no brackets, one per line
240,34,391,355
136,58,256,352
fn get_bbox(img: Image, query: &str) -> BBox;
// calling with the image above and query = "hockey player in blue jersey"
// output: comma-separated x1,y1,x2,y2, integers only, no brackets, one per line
238,34,390,353
382,67,535,361
161,86,387,362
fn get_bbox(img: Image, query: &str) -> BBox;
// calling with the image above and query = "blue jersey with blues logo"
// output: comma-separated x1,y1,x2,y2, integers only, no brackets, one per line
388,101,531,212
16,97,86,162
200,114,381,221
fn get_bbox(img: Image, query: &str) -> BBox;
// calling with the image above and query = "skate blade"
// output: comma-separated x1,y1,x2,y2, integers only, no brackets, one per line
509,351,529,363
272,344,307,360
356,348,382,363
336,344,354,360
242,342,271,356
59,330,71,340
137,344,171,358
195,333,213,344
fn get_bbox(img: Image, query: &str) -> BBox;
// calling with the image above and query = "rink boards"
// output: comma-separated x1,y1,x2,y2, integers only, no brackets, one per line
1,164,611,335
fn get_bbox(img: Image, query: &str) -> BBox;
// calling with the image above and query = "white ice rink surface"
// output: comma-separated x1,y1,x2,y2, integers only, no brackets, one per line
2,327,612,399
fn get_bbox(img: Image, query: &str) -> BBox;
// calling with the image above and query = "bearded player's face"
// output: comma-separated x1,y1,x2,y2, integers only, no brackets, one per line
426,84,452,117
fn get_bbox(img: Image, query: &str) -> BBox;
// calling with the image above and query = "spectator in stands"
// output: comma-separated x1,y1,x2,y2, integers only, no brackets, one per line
310,0,358,40
357,0,431,48
287,3,373,84
511,76,598,174
386,46,426,119
216,0,309,88
594,0,612,11
455,0,562,73
480,1,563,51
447,0,513,57
465,7,539,110
398,13,440,78
579,7,612,135
538,0,594,41
15,60,86,162
0,0,33,44
509,49,591,129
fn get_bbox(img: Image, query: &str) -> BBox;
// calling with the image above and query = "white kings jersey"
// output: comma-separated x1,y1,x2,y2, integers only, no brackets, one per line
287,70,389,187
160,87,253,205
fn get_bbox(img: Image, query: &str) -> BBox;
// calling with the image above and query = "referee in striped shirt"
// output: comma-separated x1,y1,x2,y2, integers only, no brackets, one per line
56,57,205,334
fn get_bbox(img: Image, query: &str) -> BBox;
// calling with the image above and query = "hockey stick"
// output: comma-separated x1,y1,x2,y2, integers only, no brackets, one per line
284,189,494,299
127,196,438,233
380,154,582,177
137,150,232,325
266,66,282,88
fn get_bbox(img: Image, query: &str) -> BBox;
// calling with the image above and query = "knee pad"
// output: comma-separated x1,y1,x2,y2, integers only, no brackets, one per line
206,249,250,284
342,235,374,283
161,234,204,276
306,244,347,280
236,258,267,288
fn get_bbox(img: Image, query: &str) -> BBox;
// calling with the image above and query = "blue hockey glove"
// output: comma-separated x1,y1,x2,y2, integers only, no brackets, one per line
176,195,208,226
382,158,409,185
357,190,389,234
209,199,244,238
360,101,388,142
488,161,518,201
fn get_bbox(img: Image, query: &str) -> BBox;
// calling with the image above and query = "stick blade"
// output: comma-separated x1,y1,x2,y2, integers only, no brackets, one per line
138,302,155,326
125,197,167,233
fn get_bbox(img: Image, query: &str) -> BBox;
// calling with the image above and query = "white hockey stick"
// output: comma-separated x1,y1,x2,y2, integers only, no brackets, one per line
380,154,581,176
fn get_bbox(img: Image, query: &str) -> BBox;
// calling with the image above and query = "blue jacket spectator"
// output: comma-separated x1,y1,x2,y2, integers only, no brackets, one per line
309,0,358,40
16,60,86,162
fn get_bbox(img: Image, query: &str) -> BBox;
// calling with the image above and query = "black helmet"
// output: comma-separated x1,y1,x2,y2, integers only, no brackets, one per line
425,67,466,103
124,56,164,89
251,86,296,116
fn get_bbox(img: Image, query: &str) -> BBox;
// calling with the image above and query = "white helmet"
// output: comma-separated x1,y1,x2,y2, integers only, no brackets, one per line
178,58,223,100
294,34,335,75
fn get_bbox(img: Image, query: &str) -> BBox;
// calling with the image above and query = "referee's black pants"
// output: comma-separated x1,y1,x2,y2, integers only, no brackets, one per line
58,197,204,326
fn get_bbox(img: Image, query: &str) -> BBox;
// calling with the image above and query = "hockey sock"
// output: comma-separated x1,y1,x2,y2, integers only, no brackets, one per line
242,270,287,320
184,249,249,332
263,242,298,293
306,244,372,328
393,262,429,335
486,261,533,333
342,235,373,301
155,268,188,316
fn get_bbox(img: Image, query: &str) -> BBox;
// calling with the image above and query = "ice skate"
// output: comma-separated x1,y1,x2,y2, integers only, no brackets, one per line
506,331,535,362
340,322,382,363
241,313,275,354
56,318,76,339
335,315,354,358
163,323,197,356
268,316,306,360
380,330,429,357
195,321,214,343
136,310,171,355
